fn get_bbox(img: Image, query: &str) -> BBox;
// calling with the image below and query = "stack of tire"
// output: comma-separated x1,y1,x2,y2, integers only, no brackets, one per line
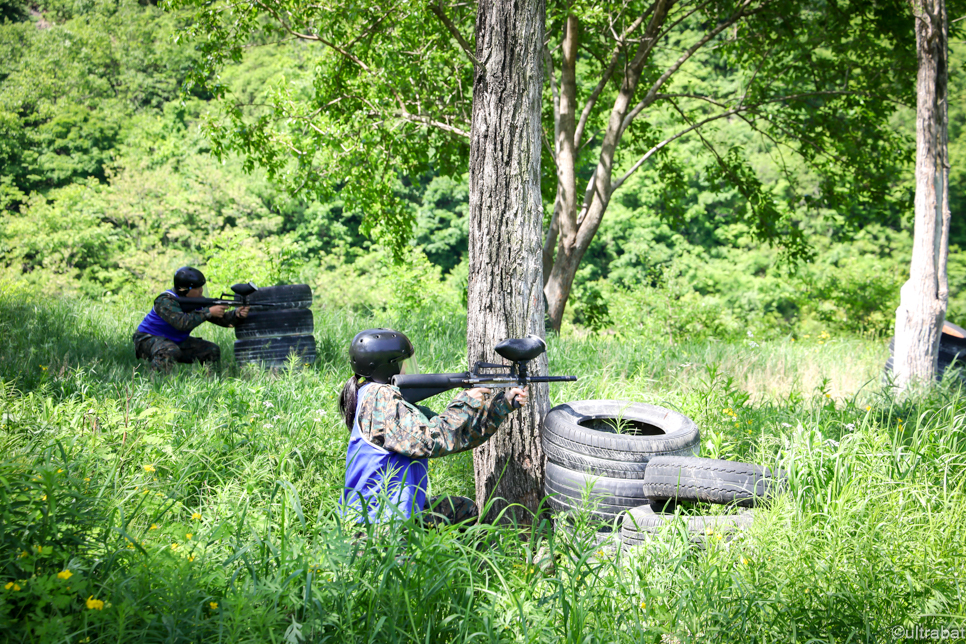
542,401,700,523
541,399,783,546
620,456,778,547
233,284,317,368
885,320,966,381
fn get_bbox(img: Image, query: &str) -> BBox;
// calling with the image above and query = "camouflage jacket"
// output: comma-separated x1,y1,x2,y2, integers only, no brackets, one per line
357,383,513,459
153,292,242,333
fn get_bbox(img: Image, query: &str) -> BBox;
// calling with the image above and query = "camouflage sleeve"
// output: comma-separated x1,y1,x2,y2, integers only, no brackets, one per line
358,384,514,459
155,293,208,332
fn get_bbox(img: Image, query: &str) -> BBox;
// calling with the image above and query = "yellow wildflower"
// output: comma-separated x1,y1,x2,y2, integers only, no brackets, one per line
171,543,179,551
191,512,202,520
144,465,156,473
188,556,195,562
56,469,63,473
741,557,749,565
39,365,47,371
84,477,91,482
41,495,47,501
57,570,73,580
210,602,218,610
18,551,27,559
865,406,871,411
640,601,646,610
186,533,192,540
86,596,104,610
149,524,159,530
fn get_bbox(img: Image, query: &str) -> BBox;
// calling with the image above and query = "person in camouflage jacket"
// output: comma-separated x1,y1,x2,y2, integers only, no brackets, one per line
339,328,528,526
132,267,249,373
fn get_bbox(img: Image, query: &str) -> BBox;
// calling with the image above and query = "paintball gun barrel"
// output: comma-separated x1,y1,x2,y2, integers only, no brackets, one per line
175,282,284,313
391,335,577,405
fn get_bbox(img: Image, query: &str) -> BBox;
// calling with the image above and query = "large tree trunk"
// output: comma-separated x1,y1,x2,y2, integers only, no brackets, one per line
468,0,547,523
893,0,950,391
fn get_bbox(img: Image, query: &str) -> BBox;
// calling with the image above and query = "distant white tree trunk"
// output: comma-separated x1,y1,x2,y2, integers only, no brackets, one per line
467,0,547,523
894,0,950,391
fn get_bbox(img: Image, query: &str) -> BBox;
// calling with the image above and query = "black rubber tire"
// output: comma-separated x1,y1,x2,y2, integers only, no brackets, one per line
542,439,650,479
884,350,963,380
889,333,966,361
234,334,316,367
941,321,966,351
544,494,624,525
544,461,650,524
620,504,753,545
641,456,783,508
246,284,313,309
234,308,314,339
542,400,701,464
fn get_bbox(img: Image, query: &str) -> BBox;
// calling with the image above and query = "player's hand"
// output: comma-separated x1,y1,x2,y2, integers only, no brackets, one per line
208,305,228,319
465,387,492,403
506,386,529,409
236,306,250,319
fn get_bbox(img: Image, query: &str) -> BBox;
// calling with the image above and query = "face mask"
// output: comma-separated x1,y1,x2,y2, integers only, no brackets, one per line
400,355,419,376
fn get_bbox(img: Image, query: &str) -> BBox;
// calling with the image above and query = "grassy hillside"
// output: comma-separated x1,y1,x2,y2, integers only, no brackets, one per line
1,283,963,642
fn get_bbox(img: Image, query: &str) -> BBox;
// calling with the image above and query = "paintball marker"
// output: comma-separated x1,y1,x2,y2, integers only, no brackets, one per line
175,282,284,313
390,335,577,405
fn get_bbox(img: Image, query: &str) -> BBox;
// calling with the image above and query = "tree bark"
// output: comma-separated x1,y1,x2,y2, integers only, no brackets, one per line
893,0,950,391
468,0,547,523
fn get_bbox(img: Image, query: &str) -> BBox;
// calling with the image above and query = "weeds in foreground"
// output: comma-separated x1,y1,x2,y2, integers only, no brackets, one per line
0,288,964,642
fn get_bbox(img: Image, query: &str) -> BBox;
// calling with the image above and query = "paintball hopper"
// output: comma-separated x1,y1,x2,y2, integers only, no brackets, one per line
230,282,258,298
495,335,547,362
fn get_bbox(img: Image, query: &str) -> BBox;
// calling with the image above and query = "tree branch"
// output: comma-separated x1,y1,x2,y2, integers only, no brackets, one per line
611,105,747,193
574,8,653,148
392,111,470,137
625,0,768,135
429,1,481,68
654,0,717,44
546,45,560,166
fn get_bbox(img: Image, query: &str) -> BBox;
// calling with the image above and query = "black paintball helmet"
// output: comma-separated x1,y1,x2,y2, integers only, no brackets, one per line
349,328,414,383
173,267,206,294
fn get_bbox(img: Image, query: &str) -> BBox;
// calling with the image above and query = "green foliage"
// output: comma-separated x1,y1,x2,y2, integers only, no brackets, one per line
0,287,964,641
201,230,304,290
0,0,201,205
413,175,469,275
167,0,474,257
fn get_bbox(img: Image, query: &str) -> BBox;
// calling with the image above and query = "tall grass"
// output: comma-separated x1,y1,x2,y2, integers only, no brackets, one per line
0,280,964,642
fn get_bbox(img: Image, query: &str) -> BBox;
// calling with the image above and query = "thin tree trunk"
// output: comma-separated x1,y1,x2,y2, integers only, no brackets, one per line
469,0,547,523
543,0,673,331
894,0,949,391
